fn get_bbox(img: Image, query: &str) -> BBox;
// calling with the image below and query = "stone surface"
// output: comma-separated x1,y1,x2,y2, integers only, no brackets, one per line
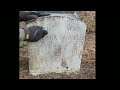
26,14,86,75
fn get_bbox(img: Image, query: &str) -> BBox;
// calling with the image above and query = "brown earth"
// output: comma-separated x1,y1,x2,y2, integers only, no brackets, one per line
19,11,96,79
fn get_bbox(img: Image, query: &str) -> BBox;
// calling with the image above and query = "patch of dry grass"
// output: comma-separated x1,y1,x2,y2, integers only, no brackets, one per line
76,11,96,33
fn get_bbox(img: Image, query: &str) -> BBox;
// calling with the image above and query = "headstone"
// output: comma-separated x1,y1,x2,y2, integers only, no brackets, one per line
27,13,86,75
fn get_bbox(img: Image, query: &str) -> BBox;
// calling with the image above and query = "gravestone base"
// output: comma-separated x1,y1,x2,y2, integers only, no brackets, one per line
27,14,86,75
30,69,80,75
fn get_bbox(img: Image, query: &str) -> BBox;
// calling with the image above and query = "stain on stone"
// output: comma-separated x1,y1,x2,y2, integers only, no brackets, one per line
57,67,59,69
54,45,61,56
74,43,78,51
61,59,67,67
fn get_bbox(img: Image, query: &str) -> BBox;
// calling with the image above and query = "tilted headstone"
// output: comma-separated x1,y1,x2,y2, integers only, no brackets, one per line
26,13,86,75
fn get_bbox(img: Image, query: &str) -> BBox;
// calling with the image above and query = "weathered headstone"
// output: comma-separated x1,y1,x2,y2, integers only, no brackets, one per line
27,13,86,75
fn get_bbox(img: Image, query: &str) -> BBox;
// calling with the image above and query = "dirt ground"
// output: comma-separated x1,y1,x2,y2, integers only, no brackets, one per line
19,11,96,79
